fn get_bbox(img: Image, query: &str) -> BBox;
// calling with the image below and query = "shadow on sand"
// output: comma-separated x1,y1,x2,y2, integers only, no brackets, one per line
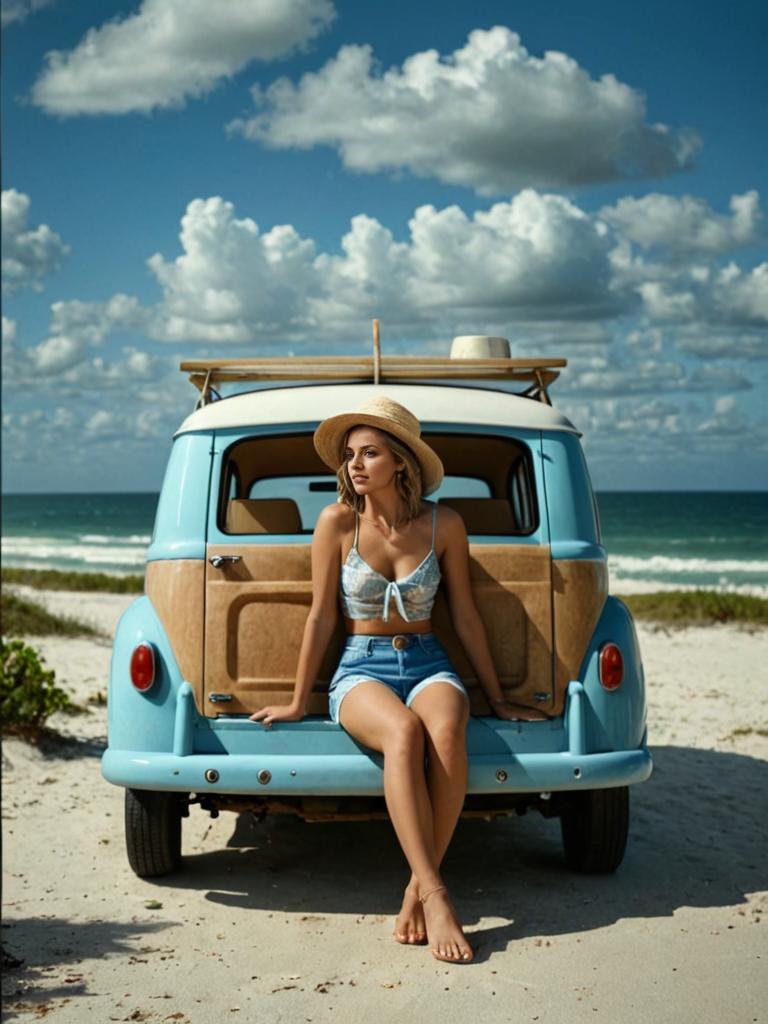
170,743,767,957
1,919,169,1022
3,742,765,1009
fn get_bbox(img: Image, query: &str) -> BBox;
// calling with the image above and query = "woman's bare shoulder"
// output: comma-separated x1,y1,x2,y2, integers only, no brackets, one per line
433,502,467,546
433,502,464,529
316,502,356,532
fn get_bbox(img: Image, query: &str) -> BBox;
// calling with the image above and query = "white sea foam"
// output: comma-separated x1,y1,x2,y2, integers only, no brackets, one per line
609,554,768,575
610,578,768,598
2,536,147,567
79,533,152,544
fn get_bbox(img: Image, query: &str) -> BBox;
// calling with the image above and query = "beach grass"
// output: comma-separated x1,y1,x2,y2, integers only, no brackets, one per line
2,567,144,593
621,589,768,626
1,591,106,638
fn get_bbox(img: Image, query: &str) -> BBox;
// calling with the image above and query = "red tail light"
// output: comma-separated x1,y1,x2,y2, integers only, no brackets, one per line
599,643,623,690
130,642,156,692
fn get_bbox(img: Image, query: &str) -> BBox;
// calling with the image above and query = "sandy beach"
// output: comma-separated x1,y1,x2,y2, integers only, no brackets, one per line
2,588,767,1023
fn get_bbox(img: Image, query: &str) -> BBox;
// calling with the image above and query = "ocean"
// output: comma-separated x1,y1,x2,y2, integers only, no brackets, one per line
1,491,766,596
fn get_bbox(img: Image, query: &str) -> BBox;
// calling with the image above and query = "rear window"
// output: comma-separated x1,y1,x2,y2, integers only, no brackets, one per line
218,432,538,536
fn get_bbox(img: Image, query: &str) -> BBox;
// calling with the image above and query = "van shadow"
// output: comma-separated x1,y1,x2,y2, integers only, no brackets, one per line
169,744,767,957
1,918,169,1023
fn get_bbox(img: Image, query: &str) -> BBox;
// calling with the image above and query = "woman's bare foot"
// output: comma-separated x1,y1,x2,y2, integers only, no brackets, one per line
393,884,427,944
420,886,473,962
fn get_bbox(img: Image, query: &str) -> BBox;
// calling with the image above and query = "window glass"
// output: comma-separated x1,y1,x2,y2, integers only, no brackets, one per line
219,431,538,536
511,460,533,532
248,475,328,531
245,474,491,531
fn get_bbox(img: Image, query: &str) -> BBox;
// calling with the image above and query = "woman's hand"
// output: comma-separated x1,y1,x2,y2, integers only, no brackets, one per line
489,697,548,722
249,703,305,728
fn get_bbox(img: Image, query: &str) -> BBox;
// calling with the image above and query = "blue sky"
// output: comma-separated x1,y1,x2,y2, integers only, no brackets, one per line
2,0,767,492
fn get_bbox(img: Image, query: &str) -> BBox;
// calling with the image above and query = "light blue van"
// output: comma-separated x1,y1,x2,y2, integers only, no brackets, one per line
102,346,652,878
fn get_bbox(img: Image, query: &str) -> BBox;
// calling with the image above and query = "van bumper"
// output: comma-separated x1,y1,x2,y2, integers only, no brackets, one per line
102,680,652,796
102,746,651,797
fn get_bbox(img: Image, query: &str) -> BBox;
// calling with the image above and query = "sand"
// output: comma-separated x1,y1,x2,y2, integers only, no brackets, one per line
2,589,767,1023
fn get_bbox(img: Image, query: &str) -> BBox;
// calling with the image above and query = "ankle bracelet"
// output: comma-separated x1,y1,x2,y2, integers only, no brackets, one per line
419,885,447,905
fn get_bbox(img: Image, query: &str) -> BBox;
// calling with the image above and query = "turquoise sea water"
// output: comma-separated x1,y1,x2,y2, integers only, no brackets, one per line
2,491,767,595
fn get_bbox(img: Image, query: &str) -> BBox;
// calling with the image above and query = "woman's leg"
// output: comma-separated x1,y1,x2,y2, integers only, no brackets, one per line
339,681,472,962
395,684,470,945
410,683,470,861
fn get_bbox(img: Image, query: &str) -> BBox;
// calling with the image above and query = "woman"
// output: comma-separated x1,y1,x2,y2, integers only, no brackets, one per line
250,396,546,963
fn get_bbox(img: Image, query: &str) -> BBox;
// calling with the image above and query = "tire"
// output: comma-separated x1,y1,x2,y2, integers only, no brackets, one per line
560,786,629,874
125,789,183,878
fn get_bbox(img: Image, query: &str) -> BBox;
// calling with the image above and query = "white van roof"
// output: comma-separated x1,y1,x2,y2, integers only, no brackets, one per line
175,383,579,436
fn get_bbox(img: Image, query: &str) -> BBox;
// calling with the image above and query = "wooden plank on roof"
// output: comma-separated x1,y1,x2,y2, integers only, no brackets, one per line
180,355,566,386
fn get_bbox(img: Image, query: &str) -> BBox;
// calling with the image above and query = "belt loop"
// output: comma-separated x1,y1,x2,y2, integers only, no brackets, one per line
366,637,373,657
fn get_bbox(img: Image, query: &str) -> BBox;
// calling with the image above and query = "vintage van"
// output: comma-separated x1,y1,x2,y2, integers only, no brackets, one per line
102,336,652,879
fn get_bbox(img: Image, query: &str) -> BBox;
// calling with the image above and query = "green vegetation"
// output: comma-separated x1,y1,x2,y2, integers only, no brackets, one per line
2,567,144,593
1,591,105,638
621,590,768,627
727,725,768,739
1,638,80,738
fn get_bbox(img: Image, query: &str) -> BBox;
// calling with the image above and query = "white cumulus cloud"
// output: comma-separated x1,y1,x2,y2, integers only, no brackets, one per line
1,0,53,27
148,197,319,342
601,190,763,256
2,189,69,293
230,26,700,193
8,295,149,377
147,190,622,342
673,327,768,360
2,315,17,346
31,0,336,116
712,262,768,325
635,259,768,328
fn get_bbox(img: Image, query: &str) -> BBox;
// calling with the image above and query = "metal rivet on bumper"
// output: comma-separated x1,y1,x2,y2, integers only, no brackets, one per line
257,769,272,785
204,769,220,783
495,769,508,783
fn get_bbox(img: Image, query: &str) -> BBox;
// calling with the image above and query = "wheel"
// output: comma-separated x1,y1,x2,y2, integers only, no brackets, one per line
124,789,183,877
560,786,629,873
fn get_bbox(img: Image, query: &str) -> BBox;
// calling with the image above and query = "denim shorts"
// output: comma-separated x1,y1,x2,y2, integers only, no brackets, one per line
328,633,468,724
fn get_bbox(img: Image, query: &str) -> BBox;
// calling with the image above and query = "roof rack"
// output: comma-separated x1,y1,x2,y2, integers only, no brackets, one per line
179,323,567,406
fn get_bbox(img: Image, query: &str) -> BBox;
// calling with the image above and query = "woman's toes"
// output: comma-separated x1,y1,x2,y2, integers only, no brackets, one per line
422,889,473,964
394,886,428,946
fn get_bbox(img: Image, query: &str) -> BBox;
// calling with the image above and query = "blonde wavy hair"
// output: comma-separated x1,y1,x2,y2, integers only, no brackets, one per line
336,428,423,521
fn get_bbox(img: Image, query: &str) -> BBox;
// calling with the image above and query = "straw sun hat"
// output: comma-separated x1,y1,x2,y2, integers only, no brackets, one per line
313,396,444,496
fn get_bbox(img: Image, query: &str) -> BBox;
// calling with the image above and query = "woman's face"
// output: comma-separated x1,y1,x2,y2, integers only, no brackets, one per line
343,427,403,496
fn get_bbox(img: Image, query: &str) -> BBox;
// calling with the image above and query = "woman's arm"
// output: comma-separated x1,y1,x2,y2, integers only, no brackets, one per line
439,508,540,721
250,504,346,727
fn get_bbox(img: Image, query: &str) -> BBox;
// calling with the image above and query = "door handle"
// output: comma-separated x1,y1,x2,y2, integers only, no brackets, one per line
209,554,242,569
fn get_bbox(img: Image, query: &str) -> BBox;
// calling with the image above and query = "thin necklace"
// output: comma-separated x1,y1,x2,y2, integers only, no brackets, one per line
358,510,408,532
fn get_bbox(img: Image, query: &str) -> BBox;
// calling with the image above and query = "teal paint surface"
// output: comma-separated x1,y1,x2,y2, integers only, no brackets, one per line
147,432,212,561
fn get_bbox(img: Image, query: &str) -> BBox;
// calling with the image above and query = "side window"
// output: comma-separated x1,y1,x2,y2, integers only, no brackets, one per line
510,458,534,533
590,485,602,543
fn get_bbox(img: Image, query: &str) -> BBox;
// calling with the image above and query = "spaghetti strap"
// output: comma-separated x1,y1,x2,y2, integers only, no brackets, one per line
431,503,437,549
352,509,360,550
